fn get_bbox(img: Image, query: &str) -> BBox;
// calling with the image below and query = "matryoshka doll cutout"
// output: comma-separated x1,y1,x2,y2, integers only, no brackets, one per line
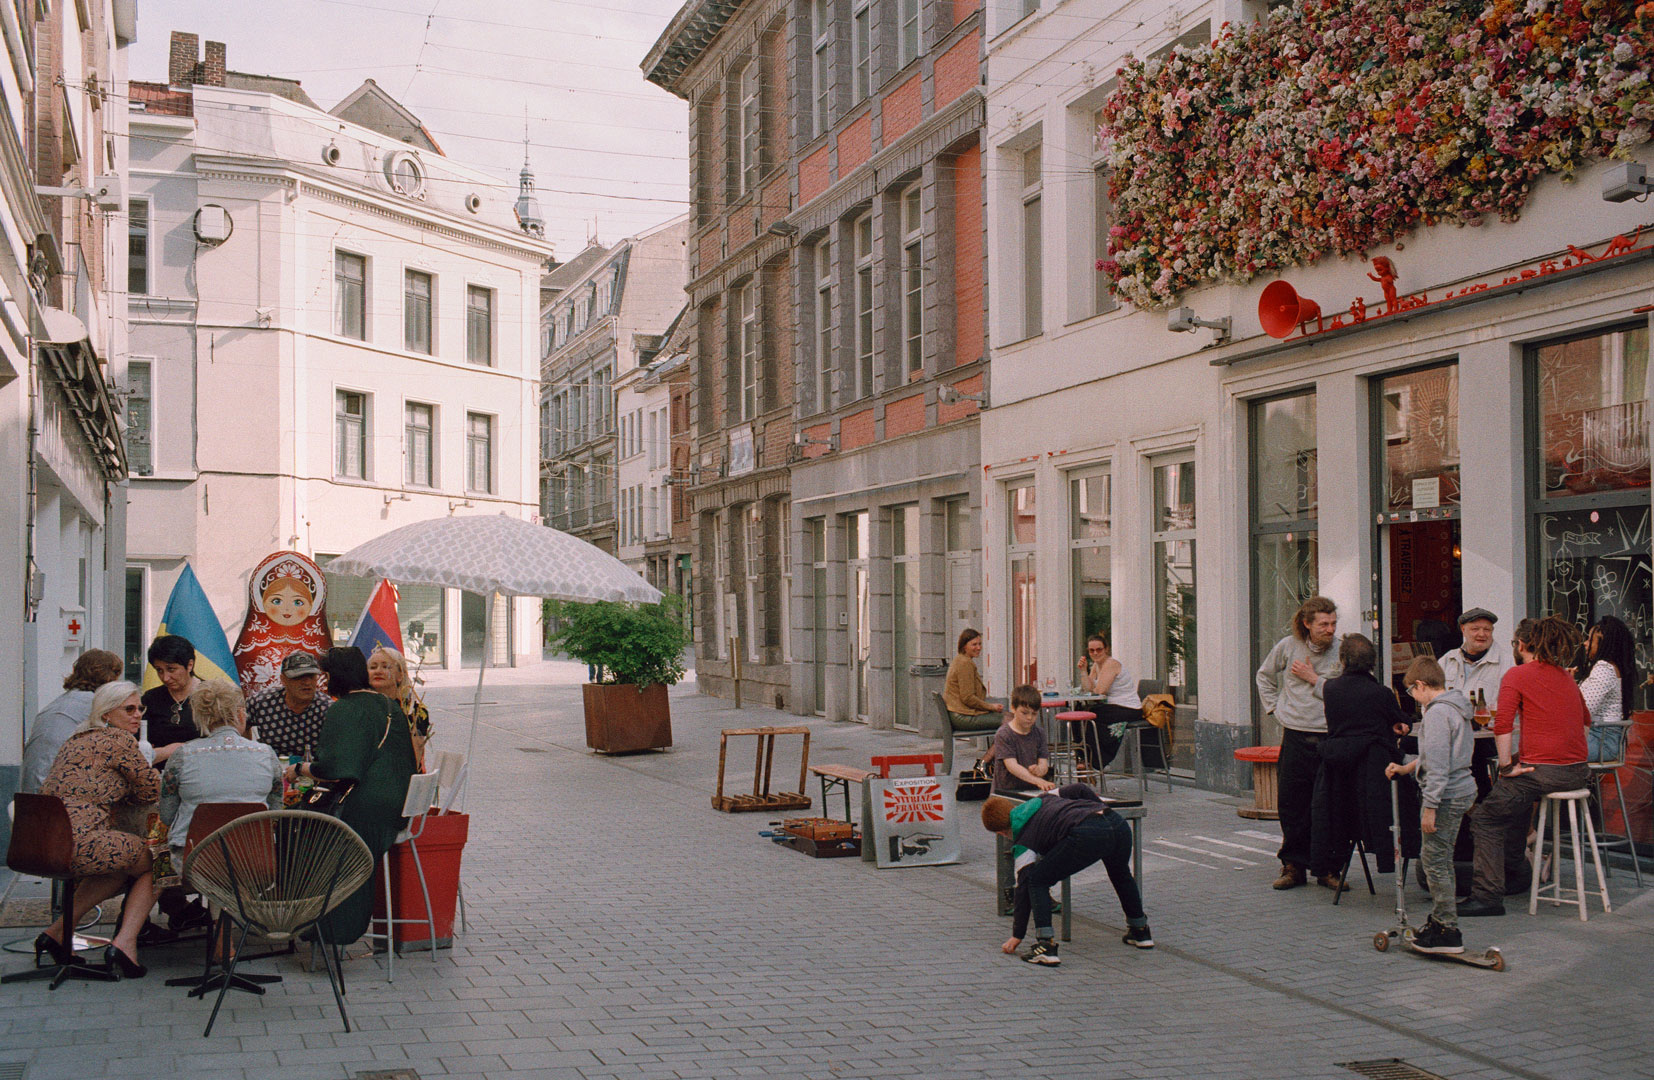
233,551,332,696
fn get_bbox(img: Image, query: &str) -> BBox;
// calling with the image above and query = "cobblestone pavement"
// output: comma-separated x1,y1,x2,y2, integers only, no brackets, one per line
1,663,1647,1080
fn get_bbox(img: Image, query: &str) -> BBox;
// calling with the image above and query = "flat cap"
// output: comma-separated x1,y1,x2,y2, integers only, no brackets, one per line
1457,608,1498,626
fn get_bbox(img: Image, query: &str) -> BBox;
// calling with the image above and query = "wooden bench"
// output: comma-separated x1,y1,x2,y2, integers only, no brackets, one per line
1235,745,1281,820
809,764,872,824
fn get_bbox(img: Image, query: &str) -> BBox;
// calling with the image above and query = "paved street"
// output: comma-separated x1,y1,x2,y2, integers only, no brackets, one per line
1,665,1647,1080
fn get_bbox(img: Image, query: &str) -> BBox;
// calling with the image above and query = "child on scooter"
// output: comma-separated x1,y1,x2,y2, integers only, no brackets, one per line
1386,656,1477,953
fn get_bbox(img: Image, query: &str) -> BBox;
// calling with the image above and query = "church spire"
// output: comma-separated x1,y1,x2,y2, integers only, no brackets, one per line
514,112,545,238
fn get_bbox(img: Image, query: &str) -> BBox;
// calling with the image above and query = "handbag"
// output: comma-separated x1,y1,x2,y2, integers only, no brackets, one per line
302,695,395,816
956,757,992,802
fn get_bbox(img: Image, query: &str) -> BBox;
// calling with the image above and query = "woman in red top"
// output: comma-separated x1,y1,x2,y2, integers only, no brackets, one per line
1461,616,1590,917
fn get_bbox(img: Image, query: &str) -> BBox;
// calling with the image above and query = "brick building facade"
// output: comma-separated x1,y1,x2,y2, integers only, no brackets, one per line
646,0,988,725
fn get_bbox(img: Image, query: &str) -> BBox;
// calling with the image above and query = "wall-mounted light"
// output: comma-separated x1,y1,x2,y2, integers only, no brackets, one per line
938,383,988,408
767,219,799,238
1167,305,1232,345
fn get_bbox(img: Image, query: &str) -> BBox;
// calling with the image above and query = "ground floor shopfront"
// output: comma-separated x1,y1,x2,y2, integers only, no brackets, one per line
982,210,1652,792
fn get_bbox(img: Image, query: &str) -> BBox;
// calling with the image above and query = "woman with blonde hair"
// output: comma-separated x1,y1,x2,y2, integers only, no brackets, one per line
366,646,432,769
158,679,283,850
34,681,160,978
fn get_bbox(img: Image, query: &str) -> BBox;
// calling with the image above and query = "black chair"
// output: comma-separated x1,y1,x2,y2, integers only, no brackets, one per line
1,794,118,989
935,692,1001,775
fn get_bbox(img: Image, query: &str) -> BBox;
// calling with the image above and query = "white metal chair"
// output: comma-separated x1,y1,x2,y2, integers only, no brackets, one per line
1529,788,1611,921
363,771,441,982
1586,719,1643,887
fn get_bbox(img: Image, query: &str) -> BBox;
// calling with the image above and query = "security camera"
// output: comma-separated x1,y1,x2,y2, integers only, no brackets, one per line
1167,307,1197,333
1602,162,1650,203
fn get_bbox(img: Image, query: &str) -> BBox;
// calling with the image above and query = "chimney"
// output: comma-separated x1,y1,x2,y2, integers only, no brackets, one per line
168,31,199,87
202,41,226,87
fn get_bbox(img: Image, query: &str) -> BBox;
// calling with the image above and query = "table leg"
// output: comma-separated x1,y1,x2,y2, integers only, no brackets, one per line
1061,877,1072,942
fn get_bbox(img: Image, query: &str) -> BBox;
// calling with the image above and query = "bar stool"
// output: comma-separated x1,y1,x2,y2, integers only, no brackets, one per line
1054,711,1098,787
1529,788,1611,921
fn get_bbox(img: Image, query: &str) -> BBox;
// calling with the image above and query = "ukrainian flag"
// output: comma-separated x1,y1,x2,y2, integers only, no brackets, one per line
141,563,239,689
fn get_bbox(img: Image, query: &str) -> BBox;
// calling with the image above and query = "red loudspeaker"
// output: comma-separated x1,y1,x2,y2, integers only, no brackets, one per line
1258,280,1322,339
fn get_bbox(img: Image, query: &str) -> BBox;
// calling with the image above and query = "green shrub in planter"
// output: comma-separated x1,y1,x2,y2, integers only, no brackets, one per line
545,597,688,689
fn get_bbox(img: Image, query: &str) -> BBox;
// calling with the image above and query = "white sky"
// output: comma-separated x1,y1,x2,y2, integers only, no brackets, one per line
127,0,692,258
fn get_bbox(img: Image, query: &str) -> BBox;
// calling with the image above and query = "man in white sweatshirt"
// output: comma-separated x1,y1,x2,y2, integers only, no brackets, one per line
1256,596,1341,889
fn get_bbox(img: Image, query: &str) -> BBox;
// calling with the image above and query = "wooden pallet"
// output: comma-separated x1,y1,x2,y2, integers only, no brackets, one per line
712,726,812,814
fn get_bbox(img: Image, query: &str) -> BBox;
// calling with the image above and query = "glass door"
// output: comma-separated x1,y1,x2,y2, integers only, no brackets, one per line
1372,362,1463,697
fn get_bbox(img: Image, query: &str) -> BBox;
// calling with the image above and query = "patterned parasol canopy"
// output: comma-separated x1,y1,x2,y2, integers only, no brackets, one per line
326,513,661,604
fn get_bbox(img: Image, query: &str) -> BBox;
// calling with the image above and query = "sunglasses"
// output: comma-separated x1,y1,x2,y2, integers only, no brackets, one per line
117,704,143,714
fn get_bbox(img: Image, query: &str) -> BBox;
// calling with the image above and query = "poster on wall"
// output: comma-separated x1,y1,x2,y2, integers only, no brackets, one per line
867,776,961,868
232,551,332,696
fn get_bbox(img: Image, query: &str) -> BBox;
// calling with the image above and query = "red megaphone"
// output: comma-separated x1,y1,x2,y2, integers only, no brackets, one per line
1258,280,1322,339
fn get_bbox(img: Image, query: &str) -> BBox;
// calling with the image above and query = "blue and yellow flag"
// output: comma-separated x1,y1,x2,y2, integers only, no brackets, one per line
141,563,239,689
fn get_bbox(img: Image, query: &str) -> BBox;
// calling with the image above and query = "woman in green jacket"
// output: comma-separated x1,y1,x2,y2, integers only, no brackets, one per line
287,647,417,945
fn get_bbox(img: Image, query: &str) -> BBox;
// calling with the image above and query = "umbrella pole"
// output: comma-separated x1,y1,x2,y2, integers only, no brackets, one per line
459,593,492,813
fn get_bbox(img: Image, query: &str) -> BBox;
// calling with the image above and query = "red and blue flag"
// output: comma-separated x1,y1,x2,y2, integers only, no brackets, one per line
348,579,404,660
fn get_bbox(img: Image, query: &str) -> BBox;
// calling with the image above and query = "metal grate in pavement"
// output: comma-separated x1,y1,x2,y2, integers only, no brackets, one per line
353,1071,421,1080
1338,1060,1452,1080
0,1064,26,1080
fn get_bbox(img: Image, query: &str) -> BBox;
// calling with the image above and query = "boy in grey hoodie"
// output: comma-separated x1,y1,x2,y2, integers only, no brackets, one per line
1386,655,1478,953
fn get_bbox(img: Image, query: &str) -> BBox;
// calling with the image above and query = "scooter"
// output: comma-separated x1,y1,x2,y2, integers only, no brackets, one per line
1373,777,1506,970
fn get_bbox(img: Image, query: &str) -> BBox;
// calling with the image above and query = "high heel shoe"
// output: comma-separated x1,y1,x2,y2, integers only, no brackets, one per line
103,944,146,980
33,932,74,966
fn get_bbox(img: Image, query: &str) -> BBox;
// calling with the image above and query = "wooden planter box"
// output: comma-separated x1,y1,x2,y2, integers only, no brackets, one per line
583,682,673,753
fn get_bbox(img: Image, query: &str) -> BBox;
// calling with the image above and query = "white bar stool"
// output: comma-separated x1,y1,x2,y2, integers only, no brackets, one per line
1529,788,1611,921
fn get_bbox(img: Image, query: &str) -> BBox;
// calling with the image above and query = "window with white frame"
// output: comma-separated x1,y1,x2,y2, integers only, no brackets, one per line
1090,107,1117,317
1006,479,1037,688
124,360,153,476
595,276,612,316
405,269,433,355
739,280,759,421
335,390,369,479
739,58,762,195
853,212,874,399
1021,144,1043,338
1152,454,1198,719
405,401,435,487
1018,0,1038,21
901,184,923,376
466,412,494,494
1069,466,1111,662
646,409,659,469
814,236,833,410
127,200,150,295
571,380,586,442
898,0,920,67
335,251,367,340
595,367,613,433
811,0,832,137
575,296,589,333
466,285,493,365
851,0,871,103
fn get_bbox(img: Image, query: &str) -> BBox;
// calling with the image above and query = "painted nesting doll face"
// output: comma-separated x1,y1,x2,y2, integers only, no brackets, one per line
262,577,316,626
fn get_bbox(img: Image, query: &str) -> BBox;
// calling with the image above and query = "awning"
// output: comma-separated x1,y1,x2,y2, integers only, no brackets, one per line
36,305,126,480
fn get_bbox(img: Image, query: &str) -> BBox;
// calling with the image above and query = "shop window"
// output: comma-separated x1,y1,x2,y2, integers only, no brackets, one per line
1250,391,1318,732
1069,467,1111,667
1007,479,1037,688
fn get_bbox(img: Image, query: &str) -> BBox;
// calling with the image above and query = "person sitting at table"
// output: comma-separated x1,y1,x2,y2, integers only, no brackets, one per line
159,679,283,852
35,681,161,979
990,685,1054,794
982,782,1154,965
945,628,1004,733
1072,632,1141,773
1461,615,1590,917
1440,608,1511,799
1312,634,1407,889
285,648,417,945
22,649,124,794
246,651,332,759
367,646,434,770
1580,615,1636,763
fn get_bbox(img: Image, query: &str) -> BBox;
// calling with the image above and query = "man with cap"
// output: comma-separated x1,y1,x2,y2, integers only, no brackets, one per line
1439,608,1511,795
246,651,334,758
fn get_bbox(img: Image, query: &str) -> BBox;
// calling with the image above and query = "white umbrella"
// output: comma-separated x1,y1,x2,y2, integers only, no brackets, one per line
327,513,662,798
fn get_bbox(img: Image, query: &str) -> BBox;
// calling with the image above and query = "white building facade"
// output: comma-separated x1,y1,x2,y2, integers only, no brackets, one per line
983,0,1653,790
125,63,553,671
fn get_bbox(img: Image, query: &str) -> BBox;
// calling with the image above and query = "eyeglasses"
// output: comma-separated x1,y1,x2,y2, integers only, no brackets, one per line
117,704,143,714
1087,647,1105,654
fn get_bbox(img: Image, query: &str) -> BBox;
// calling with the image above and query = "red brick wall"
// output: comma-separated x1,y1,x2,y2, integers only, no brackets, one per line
731,204,756,244
884,394,925,438
761,175,790,228
799,146,831,204
952,0,981,27
934,31,980,109
698,228,722,274
802,422,834,459
938,374,983,423
952,143,984,367
840,408,876,450
881,76,922,144
838,113,873,173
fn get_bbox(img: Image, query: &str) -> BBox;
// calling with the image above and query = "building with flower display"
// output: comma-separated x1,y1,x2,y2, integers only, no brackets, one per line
982,0,1653,792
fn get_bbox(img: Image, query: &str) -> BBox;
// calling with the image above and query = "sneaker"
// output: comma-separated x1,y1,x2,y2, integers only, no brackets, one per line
1316,872,1351,893
1411,918,1464,954
1022,939,1061,966
1122,925,1155,949
1457,897,1506,917
1272,863,1306,890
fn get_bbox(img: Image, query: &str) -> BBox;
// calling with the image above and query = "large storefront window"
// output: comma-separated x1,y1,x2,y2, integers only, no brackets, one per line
1250,392,1318,733
847,510,870,720
1152,456,1197,769
1531,324,1651,683
892,504,919,728
319,556,446,670
1069,468,1111,664
1007,480,1037,688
